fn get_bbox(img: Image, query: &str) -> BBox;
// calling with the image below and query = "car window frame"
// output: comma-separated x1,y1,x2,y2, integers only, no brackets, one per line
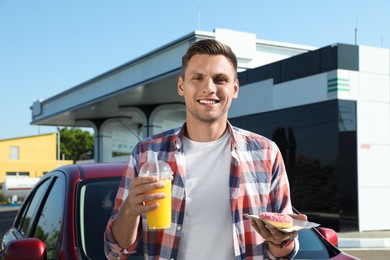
14,176,55,238
13,171,66,250
32,173,66,259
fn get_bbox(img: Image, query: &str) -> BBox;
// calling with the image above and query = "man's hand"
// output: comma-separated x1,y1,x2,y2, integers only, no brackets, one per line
123,176,166,217
112,176,166,249
250,213,308,257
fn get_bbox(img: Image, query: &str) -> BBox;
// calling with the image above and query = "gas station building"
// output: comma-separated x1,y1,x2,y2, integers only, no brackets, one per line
30,29,390,232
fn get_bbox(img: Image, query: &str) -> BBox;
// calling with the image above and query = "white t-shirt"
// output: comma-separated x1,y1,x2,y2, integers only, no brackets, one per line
177,131,235,259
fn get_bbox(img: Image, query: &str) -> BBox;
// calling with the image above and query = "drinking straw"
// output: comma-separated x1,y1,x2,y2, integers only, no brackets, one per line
154,152,160,178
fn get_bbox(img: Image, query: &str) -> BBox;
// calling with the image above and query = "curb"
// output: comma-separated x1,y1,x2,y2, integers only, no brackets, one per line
0,205,20,212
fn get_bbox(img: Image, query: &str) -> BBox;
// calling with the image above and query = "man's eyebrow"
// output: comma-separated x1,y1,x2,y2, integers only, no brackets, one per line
188,72,204,77
213,73,230,79
188,72,230,79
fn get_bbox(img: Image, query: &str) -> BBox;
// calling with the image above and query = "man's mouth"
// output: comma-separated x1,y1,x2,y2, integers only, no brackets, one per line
198,99,219,104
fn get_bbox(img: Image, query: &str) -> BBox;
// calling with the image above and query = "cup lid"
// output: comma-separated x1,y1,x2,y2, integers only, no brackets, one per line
139,161,172,176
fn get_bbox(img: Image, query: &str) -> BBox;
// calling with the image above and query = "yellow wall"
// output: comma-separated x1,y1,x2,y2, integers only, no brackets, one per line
0,133,73,182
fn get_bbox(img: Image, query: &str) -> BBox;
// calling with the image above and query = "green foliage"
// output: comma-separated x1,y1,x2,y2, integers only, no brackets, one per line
60,128,94,163
35,223,61,259
0,192,8,204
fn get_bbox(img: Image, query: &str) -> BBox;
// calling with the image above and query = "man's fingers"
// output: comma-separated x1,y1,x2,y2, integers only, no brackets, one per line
288,231,298,239
289,213,308,221
133,176,159,186
251,219,295,244
251,219,275,240
125,177,165,216
131,177,165,194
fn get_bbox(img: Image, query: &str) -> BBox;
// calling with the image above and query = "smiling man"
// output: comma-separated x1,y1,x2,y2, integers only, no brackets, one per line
104,39,305,260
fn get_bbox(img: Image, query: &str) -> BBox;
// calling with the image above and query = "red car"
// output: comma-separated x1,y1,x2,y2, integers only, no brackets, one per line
1,163,356,259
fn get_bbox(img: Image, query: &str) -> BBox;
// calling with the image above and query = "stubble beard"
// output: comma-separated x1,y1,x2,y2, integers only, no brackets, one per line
188,106,229,125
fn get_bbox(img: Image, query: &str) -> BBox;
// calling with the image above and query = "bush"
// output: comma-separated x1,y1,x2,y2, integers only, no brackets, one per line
0,192,8,205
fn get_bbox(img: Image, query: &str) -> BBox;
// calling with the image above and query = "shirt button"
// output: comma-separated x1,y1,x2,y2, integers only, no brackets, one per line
176,226,182,231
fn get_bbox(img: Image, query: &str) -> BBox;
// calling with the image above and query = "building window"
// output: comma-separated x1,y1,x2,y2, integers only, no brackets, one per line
10,146,19,160
6,172,30,177
230,100,358,232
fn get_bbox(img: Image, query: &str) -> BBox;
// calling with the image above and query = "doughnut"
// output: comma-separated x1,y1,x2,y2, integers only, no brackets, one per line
259,212,293,229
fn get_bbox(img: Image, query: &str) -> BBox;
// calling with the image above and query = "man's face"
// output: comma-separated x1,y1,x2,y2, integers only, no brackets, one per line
178,54,239,125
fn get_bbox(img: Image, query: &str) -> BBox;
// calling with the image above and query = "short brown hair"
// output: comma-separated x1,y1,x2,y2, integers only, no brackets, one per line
181,39,237,78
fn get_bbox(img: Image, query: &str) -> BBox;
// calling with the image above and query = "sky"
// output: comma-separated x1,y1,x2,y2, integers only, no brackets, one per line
0,0,389,140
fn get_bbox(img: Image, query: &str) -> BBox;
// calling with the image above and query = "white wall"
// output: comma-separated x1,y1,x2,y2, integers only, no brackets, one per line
357,46,390,231
149,104,186,135
230,73,329,118
98,108,147,162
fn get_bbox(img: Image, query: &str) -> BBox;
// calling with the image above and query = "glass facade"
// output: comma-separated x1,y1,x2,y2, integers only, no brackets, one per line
230,100,358,231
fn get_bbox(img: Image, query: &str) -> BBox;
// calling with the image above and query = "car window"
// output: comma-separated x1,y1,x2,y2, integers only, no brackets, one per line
33,177,64,260
77,177,143,260
295,229,330,259
78,179,119,260
19,178,52,237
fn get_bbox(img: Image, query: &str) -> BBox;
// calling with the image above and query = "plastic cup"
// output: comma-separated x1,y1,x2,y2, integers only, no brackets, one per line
139,160,172,229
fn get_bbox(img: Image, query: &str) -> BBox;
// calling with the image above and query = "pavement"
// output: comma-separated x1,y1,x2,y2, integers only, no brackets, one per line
338,230,390,248
0,204,21,212
337,230,390,259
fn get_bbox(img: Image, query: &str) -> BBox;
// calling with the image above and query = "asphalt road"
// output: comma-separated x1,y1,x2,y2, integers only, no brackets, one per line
343,248,390,259
0,208,18,243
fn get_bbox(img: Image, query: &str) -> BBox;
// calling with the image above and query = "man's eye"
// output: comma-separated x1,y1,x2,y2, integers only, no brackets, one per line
214,78,228,84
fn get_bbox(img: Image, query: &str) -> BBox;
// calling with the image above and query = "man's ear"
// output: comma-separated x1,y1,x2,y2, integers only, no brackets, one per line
178,76,184,96
233,79,239,99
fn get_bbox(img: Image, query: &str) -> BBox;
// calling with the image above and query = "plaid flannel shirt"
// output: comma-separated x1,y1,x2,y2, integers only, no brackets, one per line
104,122,298,259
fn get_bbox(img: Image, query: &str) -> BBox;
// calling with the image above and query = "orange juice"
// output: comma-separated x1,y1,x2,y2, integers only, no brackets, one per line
145,179,172,229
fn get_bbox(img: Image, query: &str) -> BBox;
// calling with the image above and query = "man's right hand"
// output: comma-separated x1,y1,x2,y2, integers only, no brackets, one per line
124,176,167,217
112,176,165,249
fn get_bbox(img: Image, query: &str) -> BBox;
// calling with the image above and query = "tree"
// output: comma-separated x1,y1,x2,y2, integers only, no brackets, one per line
60,128,94,163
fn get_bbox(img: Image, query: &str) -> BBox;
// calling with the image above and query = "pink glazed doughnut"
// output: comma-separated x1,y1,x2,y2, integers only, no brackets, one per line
259,212,293,229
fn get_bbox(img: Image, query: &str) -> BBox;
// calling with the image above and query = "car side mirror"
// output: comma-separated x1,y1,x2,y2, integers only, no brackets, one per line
3,238,46,260
317,227,339,247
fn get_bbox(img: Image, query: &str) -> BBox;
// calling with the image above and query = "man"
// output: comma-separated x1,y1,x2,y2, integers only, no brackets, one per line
105,39,306,259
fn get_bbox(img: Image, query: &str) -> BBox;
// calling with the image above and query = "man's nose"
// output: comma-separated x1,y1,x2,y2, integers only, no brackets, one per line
202,78,216,93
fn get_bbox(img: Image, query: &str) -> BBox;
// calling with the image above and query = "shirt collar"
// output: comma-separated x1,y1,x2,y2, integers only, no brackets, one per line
174,121,239,151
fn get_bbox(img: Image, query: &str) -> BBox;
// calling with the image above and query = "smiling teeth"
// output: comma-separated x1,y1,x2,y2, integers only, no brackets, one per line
199,100,216,104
